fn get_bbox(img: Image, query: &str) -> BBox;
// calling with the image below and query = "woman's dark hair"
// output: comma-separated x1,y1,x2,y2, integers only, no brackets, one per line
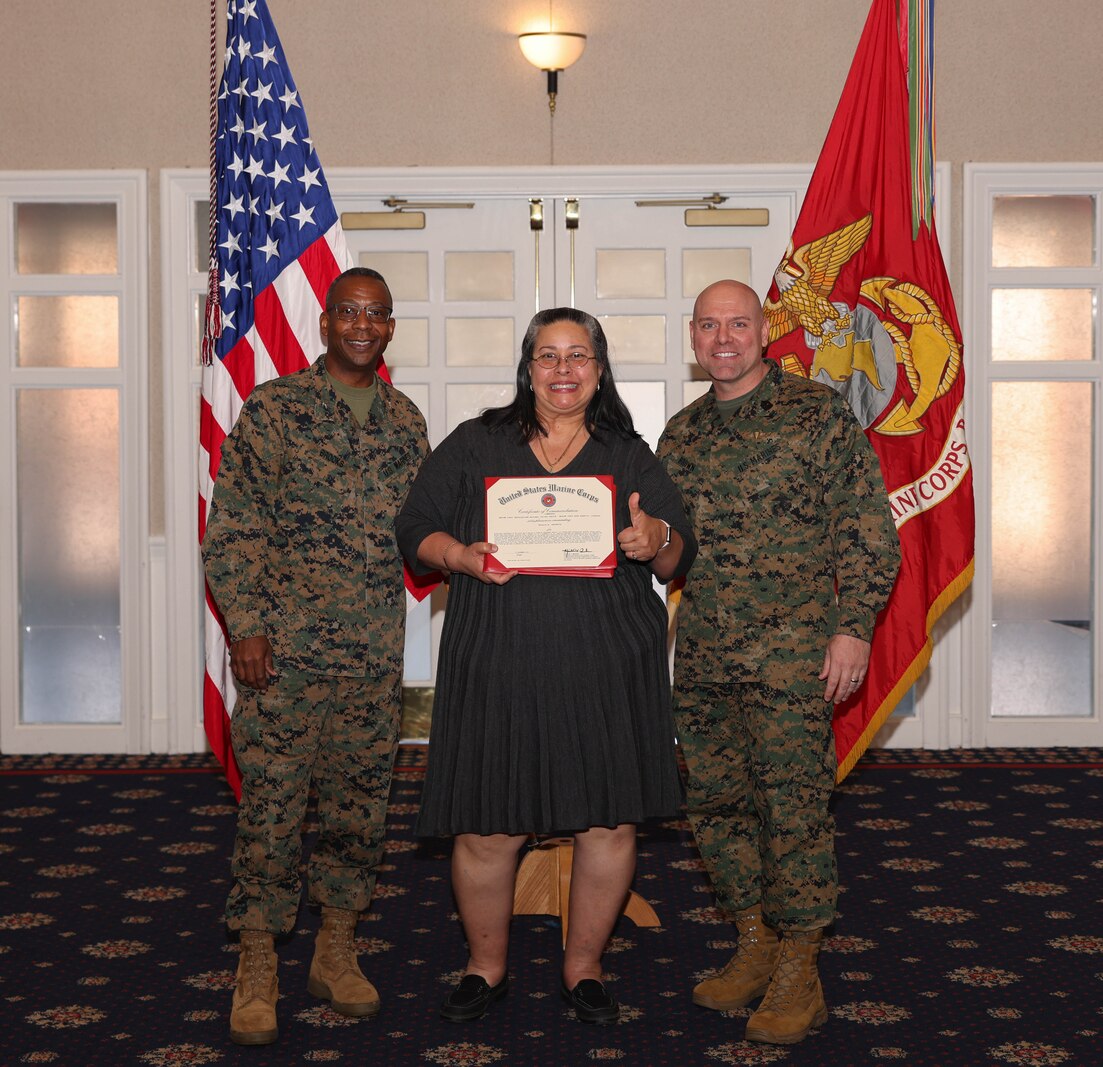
480,307,637,442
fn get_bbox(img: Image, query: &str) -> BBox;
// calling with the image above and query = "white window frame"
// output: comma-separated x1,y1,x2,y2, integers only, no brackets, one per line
0,171,149,753
160,171,211,753
963,163,1103,747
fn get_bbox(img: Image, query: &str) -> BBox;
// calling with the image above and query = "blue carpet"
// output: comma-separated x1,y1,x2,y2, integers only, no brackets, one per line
0,748,1100,1066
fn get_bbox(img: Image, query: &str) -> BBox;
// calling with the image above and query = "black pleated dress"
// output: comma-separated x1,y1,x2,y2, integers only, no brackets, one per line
396,418,696,837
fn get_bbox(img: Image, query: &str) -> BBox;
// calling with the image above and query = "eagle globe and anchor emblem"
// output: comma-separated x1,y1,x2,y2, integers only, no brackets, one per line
764,212,961,435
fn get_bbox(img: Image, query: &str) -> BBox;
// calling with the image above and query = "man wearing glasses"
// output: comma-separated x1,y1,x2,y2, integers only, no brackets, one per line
203,267,428,1045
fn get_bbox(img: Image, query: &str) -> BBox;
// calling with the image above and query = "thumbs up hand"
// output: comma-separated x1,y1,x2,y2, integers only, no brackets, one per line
617,491,669,563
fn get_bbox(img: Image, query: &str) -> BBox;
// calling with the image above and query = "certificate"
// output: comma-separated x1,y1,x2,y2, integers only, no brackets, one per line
483,475,617,577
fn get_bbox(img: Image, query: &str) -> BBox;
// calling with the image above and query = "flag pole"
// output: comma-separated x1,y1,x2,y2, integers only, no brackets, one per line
202,0,221,367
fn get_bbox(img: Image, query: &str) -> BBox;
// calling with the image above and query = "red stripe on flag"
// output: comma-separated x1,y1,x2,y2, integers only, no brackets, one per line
297,234,343,307
254,285,309,378
202,581,240,798
199,395,226,487
202,672,241,800
220,335,257,402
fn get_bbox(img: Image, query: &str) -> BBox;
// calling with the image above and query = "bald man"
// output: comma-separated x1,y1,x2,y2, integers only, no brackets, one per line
657,280,900,1046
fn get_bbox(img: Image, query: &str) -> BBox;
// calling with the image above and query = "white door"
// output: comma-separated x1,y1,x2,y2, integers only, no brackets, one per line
338,186,798,442
964,165,1103,747
333,174,802,706
0,172,149,754
549,190,800,445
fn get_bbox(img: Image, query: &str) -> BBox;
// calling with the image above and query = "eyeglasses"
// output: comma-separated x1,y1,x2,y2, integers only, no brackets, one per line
328,302,393,323
530,352,596,369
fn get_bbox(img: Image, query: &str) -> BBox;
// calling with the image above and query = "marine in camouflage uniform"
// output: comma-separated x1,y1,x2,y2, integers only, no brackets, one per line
202,269,428,1044
657,280,899,1044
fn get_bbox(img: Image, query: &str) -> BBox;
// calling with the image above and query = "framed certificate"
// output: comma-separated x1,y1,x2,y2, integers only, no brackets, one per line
483,475,617,577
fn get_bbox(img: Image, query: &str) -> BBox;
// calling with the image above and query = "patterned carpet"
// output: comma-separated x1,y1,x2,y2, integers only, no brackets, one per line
1,747,1101,1066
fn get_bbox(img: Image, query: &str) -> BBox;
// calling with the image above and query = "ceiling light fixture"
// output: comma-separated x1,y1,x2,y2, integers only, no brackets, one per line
518,32,587,114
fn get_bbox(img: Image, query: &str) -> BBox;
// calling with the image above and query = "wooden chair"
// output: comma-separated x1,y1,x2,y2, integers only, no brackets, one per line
511,837,661,946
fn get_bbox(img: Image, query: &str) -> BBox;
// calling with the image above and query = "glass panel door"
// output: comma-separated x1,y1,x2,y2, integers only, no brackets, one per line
18,388,121,723
556,192,798,440
990,381,1092,718
0,175,147,754
966,166,1103,747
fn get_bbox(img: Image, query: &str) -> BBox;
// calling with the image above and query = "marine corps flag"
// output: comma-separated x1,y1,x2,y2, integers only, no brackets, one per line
764,0,974,780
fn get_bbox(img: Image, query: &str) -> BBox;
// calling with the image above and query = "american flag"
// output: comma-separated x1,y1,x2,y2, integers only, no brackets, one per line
199,0,398,796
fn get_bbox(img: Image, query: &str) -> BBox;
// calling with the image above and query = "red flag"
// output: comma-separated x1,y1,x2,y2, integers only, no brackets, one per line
199,0,433,798
764,0,974,780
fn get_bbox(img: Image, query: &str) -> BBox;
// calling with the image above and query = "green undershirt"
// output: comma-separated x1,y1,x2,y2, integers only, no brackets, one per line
326,370,377,426
715,375,766,420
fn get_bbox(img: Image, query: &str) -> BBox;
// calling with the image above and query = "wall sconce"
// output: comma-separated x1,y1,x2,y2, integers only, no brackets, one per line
518,32,587,114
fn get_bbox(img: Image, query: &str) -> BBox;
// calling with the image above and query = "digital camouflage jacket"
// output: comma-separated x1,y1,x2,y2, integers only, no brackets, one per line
202,358,429,677
657,361,900,684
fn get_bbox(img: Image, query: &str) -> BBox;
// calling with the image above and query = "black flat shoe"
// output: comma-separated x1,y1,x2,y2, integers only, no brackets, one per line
561,978,619,1024
440,974,509,1022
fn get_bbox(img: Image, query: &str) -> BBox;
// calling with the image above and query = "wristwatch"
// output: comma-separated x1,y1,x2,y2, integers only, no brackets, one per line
660,521,672,551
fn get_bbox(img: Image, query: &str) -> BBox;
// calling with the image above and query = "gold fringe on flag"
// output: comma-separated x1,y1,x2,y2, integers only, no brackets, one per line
836,557,975,782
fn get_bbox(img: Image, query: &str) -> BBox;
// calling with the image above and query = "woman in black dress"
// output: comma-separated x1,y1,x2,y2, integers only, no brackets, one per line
396,308,696,1024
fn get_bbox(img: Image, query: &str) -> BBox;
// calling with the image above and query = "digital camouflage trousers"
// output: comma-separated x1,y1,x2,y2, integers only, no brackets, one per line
673,676,837,931
225,667,401,936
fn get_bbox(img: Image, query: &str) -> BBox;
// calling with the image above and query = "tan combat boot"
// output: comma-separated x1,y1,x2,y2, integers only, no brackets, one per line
693,904,780,1010
745,929,828,1044
307,906,381,1017
229,930,279,1045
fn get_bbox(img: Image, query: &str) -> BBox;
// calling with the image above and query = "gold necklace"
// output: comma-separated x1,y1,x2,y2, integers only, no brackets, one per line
536,422,585,472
